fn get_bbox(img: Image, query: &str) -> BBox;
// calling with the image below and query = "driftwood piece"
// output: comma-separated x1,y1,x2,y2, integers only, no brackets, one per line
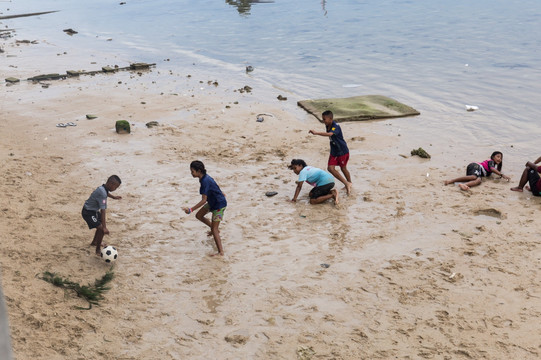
27,73,66,81
0,11,59,20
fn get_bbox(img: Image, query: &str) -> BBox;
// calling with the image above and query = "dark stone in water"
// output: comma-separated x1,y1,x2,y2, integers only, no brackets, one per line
63,28,78,35
265,191,278,197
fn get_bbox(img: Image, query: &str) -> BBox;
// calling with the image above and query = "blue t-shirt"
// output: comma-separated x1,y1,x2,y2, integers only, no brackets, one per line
327,121,349,157
199,174,227,210
298,166,334,187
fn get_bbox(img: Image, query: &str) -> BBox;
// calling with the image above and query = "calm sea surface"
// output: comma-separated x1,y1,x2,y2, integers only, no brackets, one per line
4,0,541,153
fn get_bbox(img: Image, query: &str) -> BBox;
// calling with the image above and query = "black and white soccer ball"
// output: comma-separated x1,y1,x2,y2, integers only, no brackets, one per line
101,246,118,263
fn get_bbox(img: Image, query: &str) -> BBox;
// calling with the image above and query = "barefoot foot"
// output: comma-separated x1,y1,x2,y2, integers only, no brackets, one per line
525,185,531,191
345,182,352,195
444,180,452,185
208,252,224,257
510,187,523,192
332,189,340,205
458,184,470,191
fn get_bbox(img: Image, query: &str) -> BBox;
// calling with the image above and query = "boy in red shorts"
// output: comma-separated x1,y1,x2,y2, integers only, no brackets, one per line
510,156,541,196
309,110,352,194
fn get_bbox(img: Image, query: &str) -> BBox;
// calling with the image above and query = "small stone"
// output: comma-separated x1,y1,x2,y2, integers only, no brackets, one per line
66,70,80,77
102,66,115,73
115,120,131,134
63,28,78,35
145,121,159,128
86,114,98,119
265,191,278,197
277,95,287,101
5,77,19,83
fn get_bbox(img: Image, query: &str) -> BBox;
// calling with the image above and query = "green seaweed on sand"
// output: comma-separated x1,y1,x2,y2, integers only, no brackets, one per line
40,270,114,310
411,147,431,159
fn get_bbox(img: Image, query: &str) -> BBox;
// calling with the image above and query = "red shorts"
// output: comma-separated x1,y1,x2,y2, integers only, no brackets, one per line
328,153,349,167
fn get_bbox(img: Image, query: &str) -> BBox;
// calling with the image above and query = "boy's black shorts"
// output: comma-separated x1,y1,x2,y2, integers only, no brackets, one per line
309,182,335,199
82,207,101,229
527,169,541,196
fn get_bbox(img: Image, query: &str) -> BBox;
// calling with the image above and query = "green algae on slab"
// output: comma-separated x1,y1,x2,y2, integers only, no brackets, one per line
297,95,420,122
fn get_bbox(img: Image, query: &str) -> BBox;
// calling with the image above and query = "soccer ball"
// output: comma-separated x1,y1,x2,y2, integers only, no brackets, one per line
101,246,118,263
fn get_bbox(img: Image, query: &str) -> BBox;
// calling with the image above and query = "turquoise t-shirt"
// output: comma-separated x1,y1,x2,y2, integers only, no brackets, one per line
298,166,334,187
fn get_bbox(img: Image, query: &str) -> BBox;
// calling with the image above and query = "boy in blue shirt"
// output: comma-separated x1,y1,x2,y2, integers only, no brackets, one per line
309,110,352,195
183,160,227,256
288,159,339,205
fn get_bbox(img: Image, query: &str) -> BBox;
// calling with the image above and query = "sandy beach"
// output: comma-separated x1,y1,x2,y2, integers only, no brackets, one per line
2,24,541,360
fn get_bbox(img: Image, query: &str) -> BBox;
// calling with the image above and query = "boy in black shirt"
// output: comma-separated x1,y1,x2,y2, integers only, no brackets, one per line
309,110,352,194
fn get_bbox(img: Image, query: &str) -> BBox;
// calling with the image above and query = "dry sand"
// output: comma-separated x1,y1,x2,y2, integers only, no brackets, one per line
1,36,541,360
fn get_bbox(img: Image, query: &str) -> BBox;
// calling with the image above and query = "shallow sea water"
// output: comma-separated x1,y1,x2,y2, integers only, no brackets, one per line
3,0,541,156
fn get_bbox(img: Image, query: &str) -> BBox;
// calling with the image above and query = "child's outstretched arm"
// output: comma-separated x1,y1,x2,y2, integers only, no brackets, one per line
309,129,332,137
291,181,303,202
183,195,207,214
107,193,122,200
491,167,510,181
533,156,541,164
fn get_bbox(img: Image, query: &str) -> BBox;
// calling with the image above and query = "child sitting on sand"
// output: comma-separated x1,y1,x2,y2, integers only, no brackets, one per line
444,151,510,190
309,110,352,195
183,160,227,257
81,175,122,255
288,159,339,205
510,156,541,196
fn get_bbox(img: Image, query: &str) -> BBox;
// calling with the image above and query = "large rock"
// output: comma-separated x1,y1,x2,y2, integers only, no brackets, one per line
298,95,420,122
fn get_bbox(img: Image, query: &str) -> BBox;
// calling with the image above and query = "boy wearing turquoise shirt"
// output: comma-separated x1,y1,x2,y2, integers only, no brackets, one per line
288,159,339,205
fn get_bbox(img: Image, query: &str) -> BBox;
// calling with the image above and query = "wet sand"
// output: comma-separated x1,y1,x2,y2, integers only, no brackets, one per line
1,32,541,360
